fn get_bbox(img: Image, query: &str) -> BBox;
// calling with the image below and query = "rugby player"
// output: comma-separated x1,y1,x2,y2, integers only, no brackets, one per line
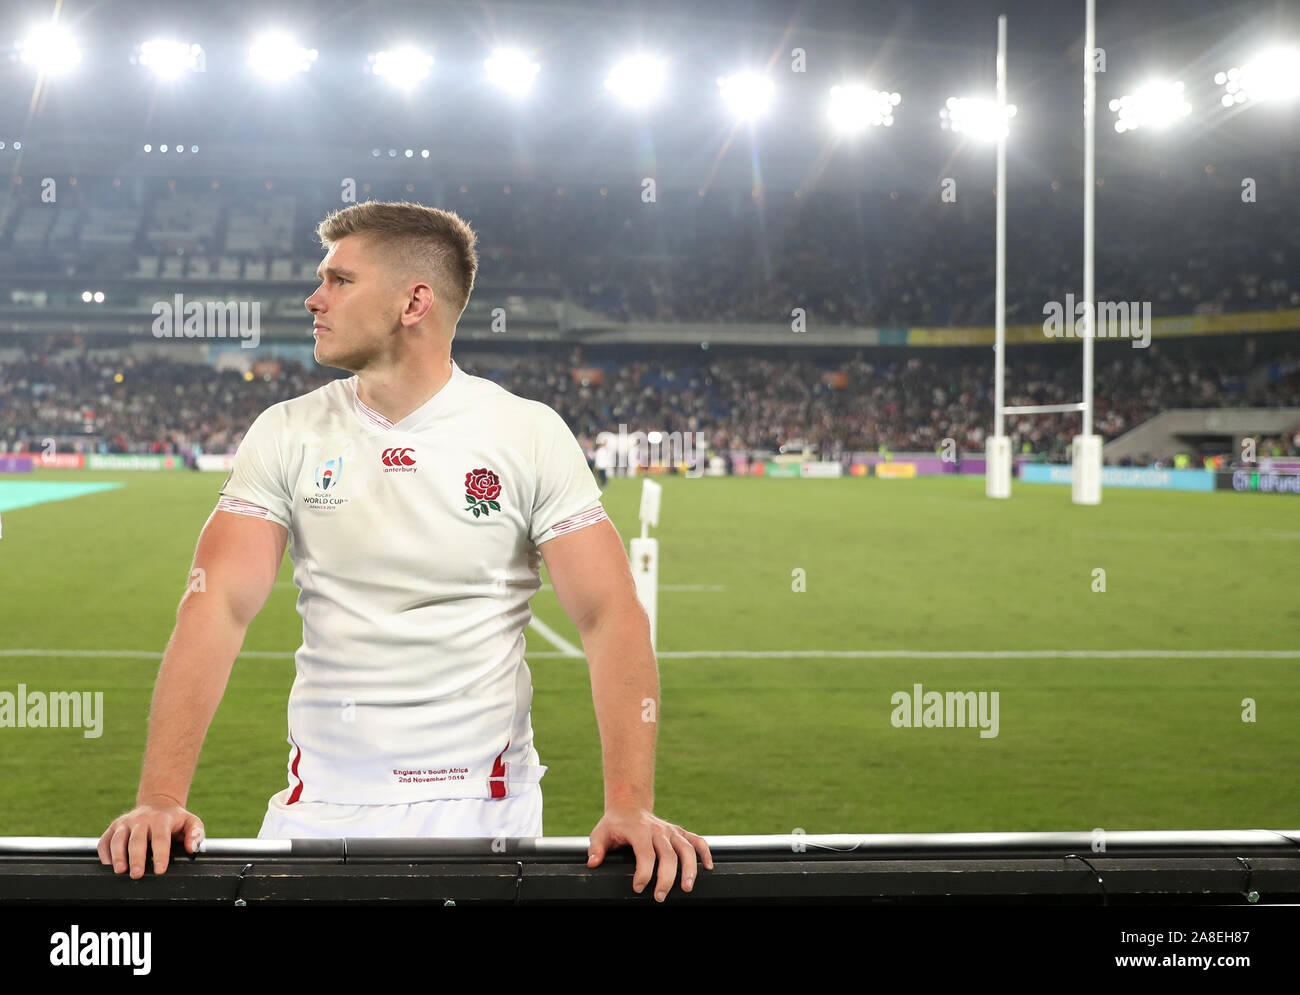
98,201,712,902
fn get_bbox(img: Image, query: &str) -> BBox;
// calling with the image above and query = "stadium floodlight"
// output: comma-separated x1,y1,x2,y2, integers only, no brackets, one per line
1108,80,1190,133
484,47,539,96
1215,47,1300,107
718,72,775,121
604,54,668,108
18,24,82,76
828,83,901,133
136,39,204,78
939,96,1016,140
369,47,434,90
248,32,318,80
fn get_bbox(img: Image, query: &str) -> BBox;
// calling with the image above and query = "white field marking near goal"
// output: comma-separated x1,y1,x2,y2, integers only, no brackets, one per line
275,582,728,592
139,616,586,658
525,618,583,657
3,649,1299,661
539,583,728,592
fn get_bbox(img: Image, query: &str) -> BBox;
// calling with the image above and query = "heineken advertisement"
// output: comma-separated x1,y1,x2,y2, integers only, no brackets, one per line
764,462,802,478
85,454,183,471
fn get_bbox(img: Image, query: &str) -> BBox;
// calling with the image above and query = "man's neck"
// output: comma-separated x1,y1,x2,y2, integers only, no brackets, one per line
355,355,454,425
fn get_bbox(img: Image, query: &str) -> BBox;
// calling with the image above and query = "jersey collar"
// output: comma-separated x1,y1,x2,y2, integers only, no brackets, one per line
350,359,465,434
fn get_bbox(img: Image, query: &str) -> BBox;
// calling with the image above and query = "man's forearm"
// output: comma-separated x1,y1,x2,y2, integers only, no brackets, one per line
580,602,659,811
136,592,246,806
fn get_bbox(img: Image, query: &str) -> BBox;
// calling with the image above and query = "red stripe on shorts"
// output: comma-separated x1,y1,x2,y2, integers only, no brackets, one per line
287,729,304,804
490,741,509,799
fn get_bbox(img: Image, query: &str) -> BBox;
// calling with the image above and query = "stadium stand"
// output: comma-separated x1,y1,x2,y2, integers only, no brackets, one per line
1,172,1298,464
2,336,1297,463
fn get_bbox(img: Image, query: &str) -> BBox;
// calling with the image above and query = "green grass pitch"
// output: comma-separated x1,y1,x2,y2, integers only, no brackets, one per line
1,468,1297,840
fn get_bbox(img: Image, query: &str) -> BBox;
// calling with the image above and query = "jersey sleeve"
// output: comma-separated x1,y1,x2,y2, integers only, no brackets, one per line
216,405,293,530
529,404,606,546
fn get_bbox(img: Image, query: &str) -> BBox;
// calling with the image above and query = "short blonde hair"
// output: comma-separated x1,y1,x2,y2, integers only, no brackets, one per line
316,200,479,322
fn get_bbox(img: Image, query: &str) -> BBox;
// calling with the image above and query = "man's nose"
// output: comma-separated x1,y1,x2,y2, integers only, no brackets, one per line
305,290,324,314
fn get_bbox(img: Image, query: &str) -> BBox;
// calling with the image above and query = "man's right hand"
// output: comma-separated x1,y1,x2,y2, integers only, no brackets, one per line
97,795,205,879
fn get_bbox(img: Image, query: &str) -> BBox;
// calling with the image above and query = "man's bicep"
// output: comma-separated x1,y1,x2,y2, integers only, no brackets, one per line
539,517,639,634
189,508,289,627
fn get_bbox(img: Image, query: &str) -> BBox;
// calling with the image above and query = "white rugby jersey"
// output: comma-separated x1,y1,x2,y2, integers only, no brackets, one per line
216,358,606,804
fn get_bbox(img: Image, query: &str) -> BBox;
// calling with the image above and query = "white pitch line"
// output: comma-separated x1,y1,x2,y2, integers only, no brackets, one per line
278,582,730,593
0,649,294,659
538,584,726,592
2,649,1298,661
645,650,1300,660
525,618,584,657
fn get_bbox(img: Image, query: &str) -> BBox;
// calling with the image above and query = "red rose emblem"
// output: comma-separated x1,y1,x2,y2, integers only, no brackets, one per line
464,467,502,518
465,468,501,500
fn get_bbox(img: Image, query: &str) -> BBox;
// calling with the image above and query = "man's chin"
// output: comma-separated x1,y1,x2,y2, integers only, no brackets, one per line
314,342,358,372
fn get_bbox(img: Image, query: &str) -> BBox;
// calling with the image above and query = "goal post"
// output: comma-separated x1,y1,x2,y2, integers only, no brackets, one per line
1070,0,1103,505
986,13,1012,499
986,3,1103,505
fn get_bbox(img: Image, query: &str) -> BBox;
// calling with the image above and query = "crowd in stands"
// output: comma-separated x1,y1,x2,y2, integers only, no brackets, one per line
3,169,1300,465
446,172,1300,327
0,350,327,458
3,338,1297,465
2,170,1298,329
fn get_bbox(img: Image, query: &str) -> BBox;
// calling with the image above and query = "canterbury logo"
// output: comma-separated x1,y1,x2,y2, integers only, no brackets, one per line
382,447,416,467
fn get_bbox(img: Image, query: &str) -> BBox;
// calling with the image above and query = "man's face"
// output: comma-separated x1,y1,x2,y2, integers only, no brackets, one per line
304,235,402,371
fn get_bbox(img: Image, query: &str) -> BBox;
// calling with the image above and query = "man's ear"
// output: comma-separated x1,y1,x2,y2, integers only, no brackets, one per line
400,282,436,326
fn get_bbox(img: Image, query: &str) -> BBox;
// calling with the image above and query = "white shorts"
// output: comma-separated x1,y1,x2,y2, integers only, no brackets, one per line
257,783,543,840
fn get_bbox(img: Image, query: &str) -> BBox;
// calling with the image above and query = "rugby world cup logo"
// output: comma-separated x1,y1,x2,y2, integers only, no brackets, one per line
315,457,343,490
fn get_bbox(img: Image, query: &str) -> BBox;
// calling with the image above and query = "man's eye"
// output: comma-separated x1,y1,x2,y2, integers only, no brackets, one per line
335,276,349,284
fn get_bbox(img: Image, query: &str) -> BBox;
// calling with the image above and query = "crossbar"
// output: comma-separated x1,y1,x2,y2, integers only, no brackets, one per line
1003,402,1087,415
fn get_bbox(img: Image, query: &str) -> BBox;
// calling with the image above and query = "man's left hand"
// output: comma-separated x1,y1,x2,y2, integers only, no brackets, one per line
587,804,713,902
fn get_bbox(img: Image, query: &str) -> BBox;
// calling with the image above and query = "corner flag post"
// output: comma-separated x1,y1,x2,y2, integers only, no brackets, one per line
629,478,661,651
